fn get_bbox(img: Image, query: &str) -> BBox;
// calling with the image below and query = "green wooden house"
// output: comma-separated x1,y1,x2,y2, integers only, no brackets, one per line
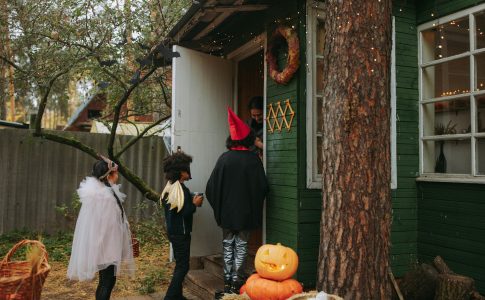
166,0,485,293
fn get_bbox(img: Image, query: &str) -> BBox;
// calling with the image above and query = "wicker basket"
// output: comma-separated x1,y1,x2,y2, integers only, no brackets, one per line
0,240,51,300
131,233,140,258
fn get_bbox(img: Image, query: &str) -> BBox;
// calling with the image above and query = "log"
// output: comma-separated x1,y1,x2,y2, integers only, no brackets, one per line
399,263,439,300
471,291,485,300
434,274,474,300
433,256,455,275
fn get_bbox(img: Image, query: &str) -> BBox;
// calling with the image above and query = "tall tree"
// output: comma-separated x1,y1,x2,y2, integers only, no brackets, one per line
0,0,189,201
316,1,393,299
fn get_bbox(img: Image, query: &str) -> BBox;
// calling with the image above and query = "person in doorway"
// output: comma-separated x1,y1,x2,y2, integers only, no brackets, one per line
161,150,203,300
246,96,264,158
68,156,135,300
206,107,269,294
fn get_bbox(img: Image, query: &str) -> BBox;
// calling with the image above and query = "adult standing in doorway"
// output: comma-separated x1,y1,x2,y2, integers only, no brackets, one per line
246,96,264,158
206,107,269,295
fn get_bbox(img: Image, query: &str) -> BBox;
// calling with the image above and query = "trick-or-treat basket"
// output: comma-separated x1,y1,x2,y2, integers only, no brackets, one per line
131,233,140,258
0,240,51,300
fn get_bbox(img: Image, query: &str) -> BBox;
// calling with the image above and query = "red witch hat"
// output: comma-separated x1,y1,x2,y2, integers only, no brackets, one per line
227,107,250,140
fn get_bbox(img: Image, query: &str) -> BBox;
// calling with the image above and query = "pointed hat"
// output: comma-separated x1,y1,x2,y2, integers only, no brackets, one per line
227,107,250,140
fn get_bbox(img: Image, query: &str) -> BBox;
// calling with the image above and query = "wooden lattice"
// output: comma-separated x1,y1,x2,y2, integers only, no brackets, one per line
266,99,295,133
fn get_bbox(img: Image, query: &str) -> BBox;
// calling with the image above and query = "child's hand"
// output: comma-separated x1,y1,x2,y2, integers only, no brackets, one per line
255,137,263,149
193,195,203,207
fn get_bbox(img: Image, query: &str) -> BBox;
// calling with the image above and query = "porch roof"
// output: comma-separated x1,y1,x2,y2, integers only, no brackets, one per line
165,0,274,56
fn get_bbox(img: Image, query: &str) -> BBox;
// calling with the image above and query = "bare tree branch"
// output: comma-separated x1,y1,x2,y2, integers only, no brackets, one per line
107,66,157,158
0,55,29,74
114,159,159,201
37,132,99,158
115,114,169,158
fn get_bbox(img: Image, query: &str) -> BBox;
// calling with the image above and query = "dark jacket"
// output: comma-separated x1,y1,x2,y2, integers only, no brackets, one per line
163,183,196,235
205,150,269,231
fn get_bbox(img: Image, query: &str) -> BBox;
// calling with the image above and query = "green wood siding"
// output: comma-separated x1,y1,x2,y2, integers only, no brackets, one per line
417,0,485,24
414,0,485,294
418,182,485,293
264,1,301,254
391,0,420,277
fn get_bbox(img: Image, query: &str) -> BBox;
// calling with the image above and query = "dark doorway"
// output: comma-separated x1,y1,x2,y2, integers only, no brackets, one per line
236,50,264,255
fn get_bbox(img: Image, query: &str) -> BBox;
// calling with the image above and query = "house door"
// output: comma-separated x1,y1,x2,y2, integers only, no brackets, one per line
236,50,265,255
171,45,233,256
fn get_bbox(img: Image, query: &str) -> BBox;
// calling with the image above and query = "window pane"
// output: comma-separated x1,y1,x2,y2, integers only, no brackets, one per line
422,57,470,99
317,136,323,174
475,53,485,91
421,17,469,63
423,139,471,174
316,59,324,95
316,19,325,56
317,97,323,133
423,97,470,136
475,12,485,49
476,95,485,132
477,138,485,174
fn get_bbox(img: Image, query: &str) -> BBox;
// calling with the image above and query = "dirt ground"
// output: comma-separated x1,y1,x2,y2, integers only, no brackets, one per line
40,243,174,299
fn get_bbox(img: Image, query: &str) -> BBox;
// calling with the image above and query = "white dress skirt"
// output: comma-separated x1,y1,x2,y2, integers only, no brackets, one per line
67,177,136,281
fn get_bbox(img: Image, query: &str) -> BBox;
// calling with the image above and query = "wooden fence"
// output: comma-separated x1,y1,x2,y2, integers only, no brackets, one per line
0,128,166,234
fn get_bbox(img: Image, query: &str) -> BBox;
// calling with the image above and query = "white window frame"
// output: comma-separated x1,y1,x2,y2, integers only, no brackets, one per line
306,2,397,189
306,1,324,189
417,3,485,184
391,17,398,189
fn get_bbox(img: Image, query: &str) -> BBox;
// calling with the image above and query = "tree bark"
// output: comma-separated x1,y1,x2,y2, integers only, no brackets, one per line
433,256,455,275
434,274,474,300
316,1,393,299
399,263,439,300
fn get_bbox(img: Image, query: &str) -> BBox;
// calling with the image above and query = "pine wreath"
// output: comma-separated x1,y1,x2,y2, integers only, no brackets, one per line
266,26,300,85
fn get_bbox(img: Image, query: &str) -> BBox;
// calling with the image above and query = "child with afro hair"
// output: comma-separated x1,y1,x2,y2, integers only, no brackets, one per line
160,151,203,300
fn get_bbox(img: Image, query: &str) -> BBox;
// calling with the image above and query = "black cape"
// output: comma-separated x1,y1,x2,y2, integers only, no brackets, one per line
205,150,269,231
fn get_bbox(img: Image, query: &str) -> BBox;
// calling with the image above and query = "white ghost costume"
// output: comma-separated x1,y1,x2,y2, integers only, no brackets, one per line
67,176,136,281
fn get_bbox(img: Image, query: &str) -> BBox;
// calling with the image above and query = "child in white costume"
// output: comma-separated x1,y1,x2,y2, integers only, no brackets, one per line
67,156,135,300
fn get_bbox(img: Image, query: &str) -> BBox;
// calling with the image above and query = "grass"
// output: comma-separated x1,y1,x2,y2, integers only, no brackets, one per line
0,220,174,299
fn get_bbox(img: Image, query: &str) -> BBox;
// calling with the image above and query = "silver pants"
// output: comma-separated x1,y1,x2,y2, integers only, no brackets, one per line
222,229,250,282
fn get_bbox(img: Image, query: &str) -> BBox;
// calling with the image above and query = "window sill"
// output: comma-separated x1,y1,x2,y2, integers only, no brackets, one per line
417,174,485,184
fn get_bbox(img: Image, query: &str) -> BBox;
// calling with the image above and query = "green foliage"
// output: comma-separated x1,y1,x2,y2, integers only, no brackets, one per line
0,231,73,262
55,192,82,228
1,0,190,124
137,269,168,295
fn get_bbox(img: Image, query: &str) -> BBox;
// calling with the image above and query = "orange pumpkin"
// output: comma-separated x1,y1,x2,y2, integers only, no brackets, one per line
254,243,299,281
244,273,303,300
239,284,247,295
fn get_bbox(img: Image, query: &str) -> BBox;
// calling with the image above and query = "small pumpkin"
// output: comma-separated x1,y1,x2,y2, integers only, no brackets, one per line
255,243,299,281
244,273,303,300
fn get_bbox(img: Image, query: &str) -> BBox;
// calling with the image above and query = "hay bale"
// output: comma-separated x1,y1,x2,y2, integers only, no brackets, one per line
287,291,344,300
220,293,251,300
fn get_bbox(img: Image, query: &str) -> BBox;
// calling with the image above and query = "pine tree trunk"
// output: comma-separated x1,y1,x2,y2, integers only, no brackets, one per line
316,1,393,299
0,0,8,120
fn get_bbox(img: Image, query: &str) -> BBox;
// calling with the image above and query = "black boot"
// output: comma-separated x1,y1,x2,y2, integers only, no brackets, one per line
231,279,244,294
224,279,233,293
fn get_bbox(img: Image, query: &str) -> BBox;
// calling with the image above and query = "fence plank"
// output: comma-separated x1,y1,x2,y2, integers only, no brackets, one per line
0,128,166,234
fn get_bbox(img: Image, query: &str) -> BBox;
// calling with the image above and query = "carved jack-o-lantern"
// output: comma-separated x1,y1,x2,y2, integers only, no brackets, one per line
254,243,299,281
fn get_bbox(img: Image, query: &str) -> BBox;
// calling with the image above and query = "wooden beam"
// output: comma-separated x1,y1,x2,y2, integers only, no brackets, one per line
195,0,245,40
171,0,219,42
204,4,269,13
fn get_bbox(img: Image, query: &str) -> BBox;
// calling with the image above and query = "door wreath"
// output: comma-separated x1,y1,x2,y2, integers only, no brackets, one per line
266,26,300,85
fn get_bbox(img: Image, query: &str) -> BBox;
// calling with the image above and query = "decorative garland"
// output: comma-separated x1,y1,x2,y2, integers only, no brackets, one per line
266,26,300,85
